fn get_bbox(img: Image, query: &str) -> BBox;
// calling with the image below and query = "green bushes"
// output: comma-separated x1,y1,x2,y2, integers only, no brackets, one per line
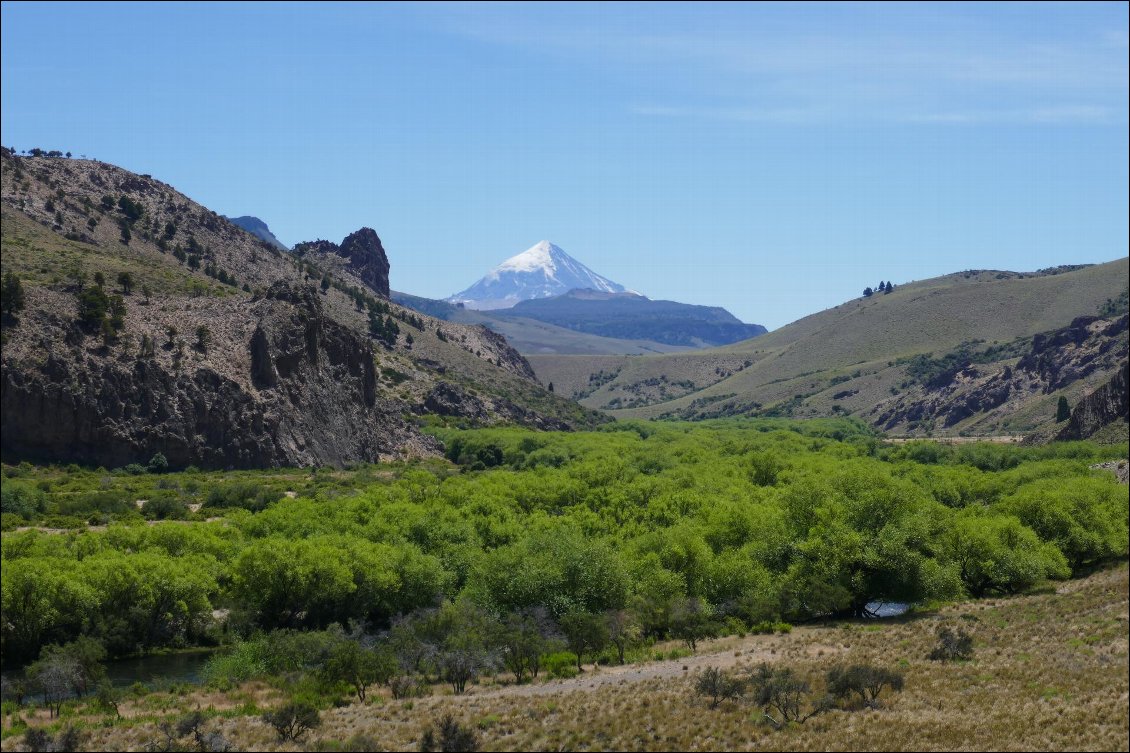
204,482,282,512
0,483,45,519
543,652,579,679
1,420,1126,676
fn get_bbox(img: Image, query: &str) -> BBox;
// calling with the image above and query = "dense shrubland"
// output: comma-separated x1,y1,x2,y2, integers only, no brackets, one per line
2,419,1126,688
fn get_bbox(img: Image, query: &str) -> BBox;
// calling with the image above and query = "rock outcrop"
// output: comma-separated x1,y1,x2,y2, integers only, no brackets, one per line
1056,361,1129,441
294,228,390,297
418,381,572,431
875,314,1128,432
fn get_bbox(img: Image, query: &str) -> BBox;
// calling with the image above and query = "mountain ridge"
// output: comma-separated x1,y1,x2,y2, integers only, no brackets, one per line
224,215,288,251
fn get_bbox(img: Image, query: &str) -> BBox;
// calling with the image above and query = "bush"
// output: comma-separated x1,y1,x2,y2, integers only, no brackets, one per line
543,652,579,679
694,666,745,709
0,483,44,519
142,495,190,521
747,664,832,728
23,727,85,753
419,713,478,752
389,674,426,699
929,625,974,662
826,664,905,707
204,482,282,512
262,702,321,742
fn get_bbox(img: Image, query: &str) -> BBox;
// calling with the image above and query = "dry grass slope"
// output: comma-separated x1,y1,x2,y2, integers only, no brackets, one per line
530,260,1129,437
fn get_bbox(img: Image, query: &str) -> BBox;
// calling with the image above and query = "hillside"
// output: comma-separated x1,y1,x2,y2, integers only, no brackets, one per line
529,261,1129,437
0,152,602,468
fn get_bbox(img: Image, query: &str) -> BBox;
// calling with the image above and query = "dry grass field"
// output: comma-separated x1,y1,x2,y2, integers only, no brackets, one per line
7,563,1126,752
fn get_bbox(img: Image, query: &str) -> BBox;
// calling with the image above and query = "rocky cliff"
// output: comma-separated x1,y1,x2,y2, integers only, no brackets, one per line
873,314,1128,434
1,282,435,468
1056,360,1129,441
294,228,390,297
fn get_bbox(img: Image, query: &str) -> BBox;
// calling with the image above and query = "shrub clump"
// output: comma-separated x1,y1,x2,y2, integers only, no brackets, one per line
694,666,745,709
826,663,905,707
262,701,321,742
929,625,974,661
419,713,479,752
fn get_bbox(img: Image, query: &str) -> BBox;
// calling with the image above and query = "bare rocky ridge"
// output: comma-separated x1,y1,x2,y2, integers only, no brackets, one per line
1,152,601,468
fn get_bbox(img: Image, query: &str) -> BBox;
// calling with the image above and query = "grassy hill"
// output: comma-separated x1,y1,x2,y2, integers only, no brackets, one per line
530,261,1129,436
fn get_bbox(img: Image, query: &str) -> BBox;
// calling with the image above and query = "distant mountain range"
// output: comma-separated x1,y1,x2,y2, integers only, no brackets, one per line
417,240,769,353
224,215,288,251
503,289,768,347
448,241,631,310
395,287,768,354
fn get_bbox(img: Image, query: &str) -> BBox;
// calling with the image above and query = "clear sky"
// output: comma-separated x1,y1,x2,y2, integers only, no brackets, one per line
2,2,1127,329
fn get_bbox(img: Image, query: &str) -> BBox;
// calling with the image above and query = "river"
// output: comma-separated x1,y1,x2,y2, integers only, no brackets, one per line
1,648,215,700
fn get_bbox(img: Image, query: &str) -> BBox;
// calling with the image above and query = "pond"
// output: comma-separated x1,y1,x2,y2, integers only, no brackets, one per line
866,601,912,618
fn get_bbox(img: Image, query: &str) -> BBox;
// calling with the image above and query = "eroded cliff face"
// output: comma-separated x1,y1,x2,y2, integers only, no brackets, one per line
1056,361,1129,441
874,315,1128,433
1,282,435,468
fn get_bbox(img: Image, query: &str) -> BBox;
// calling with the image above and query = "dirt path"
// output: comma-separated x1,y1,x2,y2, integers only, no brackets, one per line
455,629,844,701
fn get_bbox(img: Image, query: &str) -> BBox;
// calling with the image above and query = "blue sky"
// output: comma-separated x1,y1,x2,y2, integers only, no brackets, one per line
2,2,1127,329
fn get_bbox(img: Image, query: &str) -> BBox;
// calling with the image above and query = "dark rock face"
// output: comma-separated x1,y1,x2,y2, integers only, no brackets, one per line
875,314,1128,432
339,229,390,298
294,228,390,298
423,382,489,420
1,282,426,469
1056,361,1129,441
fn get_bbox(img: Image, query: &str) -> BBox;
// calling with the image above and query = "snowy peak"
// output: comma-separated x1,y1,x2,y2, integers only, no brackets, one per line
449,241,633,310
488,240,561,279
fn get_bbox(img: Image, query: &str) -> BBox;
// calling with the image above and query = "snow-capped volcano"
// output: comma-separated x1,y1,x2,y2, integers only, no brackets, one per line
448,241,634,310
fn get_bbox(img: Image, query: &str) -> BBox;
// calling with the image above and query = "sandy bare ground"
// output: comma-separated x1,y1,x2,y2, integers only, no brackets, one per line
452,629,846,701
